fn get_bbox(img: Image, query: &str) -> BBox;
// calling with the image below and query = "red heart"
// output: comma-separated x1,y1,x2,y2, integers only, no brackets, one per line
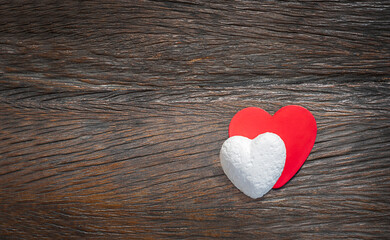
229,105,317,189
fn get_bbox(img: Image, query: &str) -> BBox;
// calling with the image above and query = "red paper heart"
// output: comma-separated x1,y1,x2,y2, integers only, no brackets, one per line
229,105,317,188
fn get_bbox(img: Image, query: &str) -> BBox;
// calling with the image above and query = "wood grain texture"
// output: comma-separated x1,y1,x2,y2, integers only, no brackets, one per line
0,0,389,239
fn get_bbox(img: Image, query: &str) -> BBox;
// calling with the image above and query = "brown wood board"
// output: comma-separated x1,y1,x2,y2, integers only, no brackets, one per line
0,1,389,239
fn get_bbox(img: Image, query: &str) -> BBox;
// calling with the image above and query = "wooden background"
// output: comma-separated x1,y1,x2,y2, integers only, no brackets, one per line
1,0,389,239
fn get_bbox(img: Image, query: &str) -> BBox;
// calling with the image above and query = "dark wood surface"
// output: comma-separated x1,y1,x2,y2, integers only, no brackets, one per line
1,1,389,239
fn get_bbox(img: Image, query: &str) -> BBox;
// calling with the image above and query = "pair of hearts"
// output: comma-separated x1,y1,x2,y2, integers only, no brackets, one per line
220,105,317,199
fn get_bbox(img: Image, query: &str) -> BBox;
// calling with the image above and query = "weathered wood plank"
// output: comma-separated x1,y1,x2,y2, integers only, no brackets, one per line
1,79,389,238
0,0,389,239
1,0,389,89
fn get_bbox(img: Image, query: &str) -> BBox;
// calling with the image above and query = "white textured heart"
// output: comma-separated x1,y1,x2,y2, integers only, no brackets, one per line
220,132,286,199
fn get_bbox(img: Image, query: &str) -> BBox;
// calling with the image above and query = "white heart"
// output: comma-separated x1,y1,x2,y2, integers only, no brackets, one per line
220,132,286,199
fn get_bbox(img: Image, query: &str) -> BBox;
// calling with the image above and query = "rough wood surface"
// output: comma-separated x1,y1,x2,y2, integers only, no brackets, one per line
1,0,390,239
